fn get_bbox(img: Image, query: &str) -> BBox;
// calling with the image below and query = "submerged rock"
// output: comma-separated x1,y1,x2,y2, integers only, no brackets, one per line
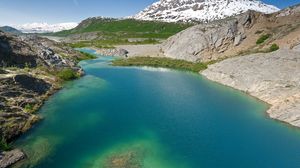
104,150,142,168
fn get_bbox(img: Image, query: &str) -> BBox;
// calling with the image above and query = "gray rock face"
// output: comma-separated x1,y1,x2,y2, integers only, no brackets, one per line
0,31,82,73
95,48,129,57
21,35,79,70
160,11,256,62
0,149,25,168
202,49,300,127
293,43,300,52
0,74,52,141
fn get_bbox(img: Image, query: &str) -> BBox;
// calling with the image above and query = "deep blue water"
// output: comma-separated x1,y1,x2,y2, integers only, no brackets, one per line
15,48,300,168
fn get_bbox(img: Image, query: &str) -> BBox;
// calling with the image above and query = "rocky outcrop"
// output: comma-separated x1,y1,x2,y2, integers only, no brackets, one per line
95,48,128,57
0,31,83,73
161,11,257,62
0,74,53,141
0,149,25,168
202,49,300,127
161,7,300,62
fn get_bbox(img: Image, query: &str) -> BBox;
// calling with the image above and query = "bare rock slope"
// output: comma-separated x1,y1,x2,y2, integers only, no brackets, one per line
161,5,300,62
202,49,300,127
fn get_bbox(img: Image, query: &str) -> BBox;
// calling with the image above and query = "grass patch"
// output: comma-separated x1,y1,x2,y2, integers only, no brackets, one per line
78,51,97,61
57,68,79,81
256,34,271,44
0,138,11,151
269,43,279,52
68,38,160,48
112,57,209,72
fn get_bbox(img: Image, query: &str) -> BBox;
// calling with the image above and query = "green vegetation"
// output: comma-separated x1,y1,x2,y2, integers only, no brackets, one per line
48,19,193,47
57,68,79,81
0,138,11,151
256,34,271,44
53,19,193,39
112,57,209,72
269,43,279,52
68,38,160,49
24,104,34,113
78,51,97,61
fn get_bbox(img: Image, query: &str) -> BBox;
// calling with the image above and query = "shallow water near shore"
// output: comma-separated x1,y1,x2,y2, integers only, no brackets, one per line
15,48,300,168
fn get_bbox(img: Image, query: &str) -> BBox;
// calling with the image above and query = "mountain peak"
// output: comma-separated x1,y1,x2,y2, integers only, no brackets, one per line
133,0,280,22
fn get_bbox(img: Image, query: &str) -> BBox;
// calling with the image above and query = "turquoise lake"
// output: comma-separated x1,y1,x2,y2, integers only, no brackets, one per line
15,48,300,168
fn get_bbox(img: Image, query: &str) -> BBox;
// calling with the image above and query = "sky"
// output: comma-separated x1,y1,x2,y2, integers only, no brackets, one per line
0,0,299,25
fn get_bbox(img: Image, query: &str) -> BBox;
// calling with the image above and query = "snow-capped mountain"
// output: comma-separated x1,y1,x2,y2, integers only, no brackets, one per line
133,0,280,22
15,22,78,33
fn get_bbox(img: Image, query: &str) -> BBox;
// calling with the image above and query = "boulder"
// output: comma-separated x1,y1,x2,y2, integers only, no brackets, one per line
0,149,25,168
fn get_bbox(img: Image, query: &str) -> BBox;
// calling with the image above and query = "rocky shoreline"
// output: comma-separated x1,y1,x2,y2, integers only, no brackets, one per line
0,31,86,168
202,49,300,128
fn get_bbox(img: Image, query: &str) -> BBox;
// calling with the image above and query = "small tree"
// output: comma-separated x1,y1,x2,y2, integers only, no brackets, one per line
269,44,279,52
256,34,271,44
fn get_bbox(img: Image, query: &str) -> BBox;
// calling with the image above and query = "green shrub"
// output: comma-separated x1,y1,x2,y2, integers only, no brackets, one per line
78,51,97,61
57,68,79,81
24,104,34,113
0,139,11,151
256,34,271,44
269,44,279,52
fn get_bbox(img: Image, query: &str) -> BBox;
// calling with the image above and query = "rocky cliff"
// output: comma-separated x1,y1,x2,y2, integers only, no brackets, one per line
161,5,300,62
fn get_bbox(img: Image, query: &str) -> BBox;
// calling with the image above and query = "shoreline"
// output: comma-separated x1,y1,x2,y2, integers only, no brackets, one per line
106,46,300,129
3,48,299,167
201,49,300,128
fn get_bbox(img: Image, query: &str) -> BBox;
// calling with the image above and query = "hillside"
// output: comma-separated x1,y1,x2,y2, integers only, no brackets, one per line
160,4,300,62
51,18,193,46
0,26,22,35
133,0,279,22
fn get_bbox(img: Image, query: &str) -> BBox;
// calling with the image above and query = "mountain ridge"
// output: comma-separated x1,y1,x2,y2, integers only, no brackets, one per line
14,22,78,33
133,0,280,22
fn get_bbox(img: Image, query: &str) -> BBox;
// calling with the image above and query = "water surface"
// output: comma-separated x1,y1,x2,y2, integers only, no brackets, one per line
15,49,300,168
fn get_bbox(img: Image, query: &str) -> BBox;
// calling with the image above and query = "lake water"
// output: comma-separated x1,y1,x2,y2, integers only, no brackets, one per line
15,48,300,168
